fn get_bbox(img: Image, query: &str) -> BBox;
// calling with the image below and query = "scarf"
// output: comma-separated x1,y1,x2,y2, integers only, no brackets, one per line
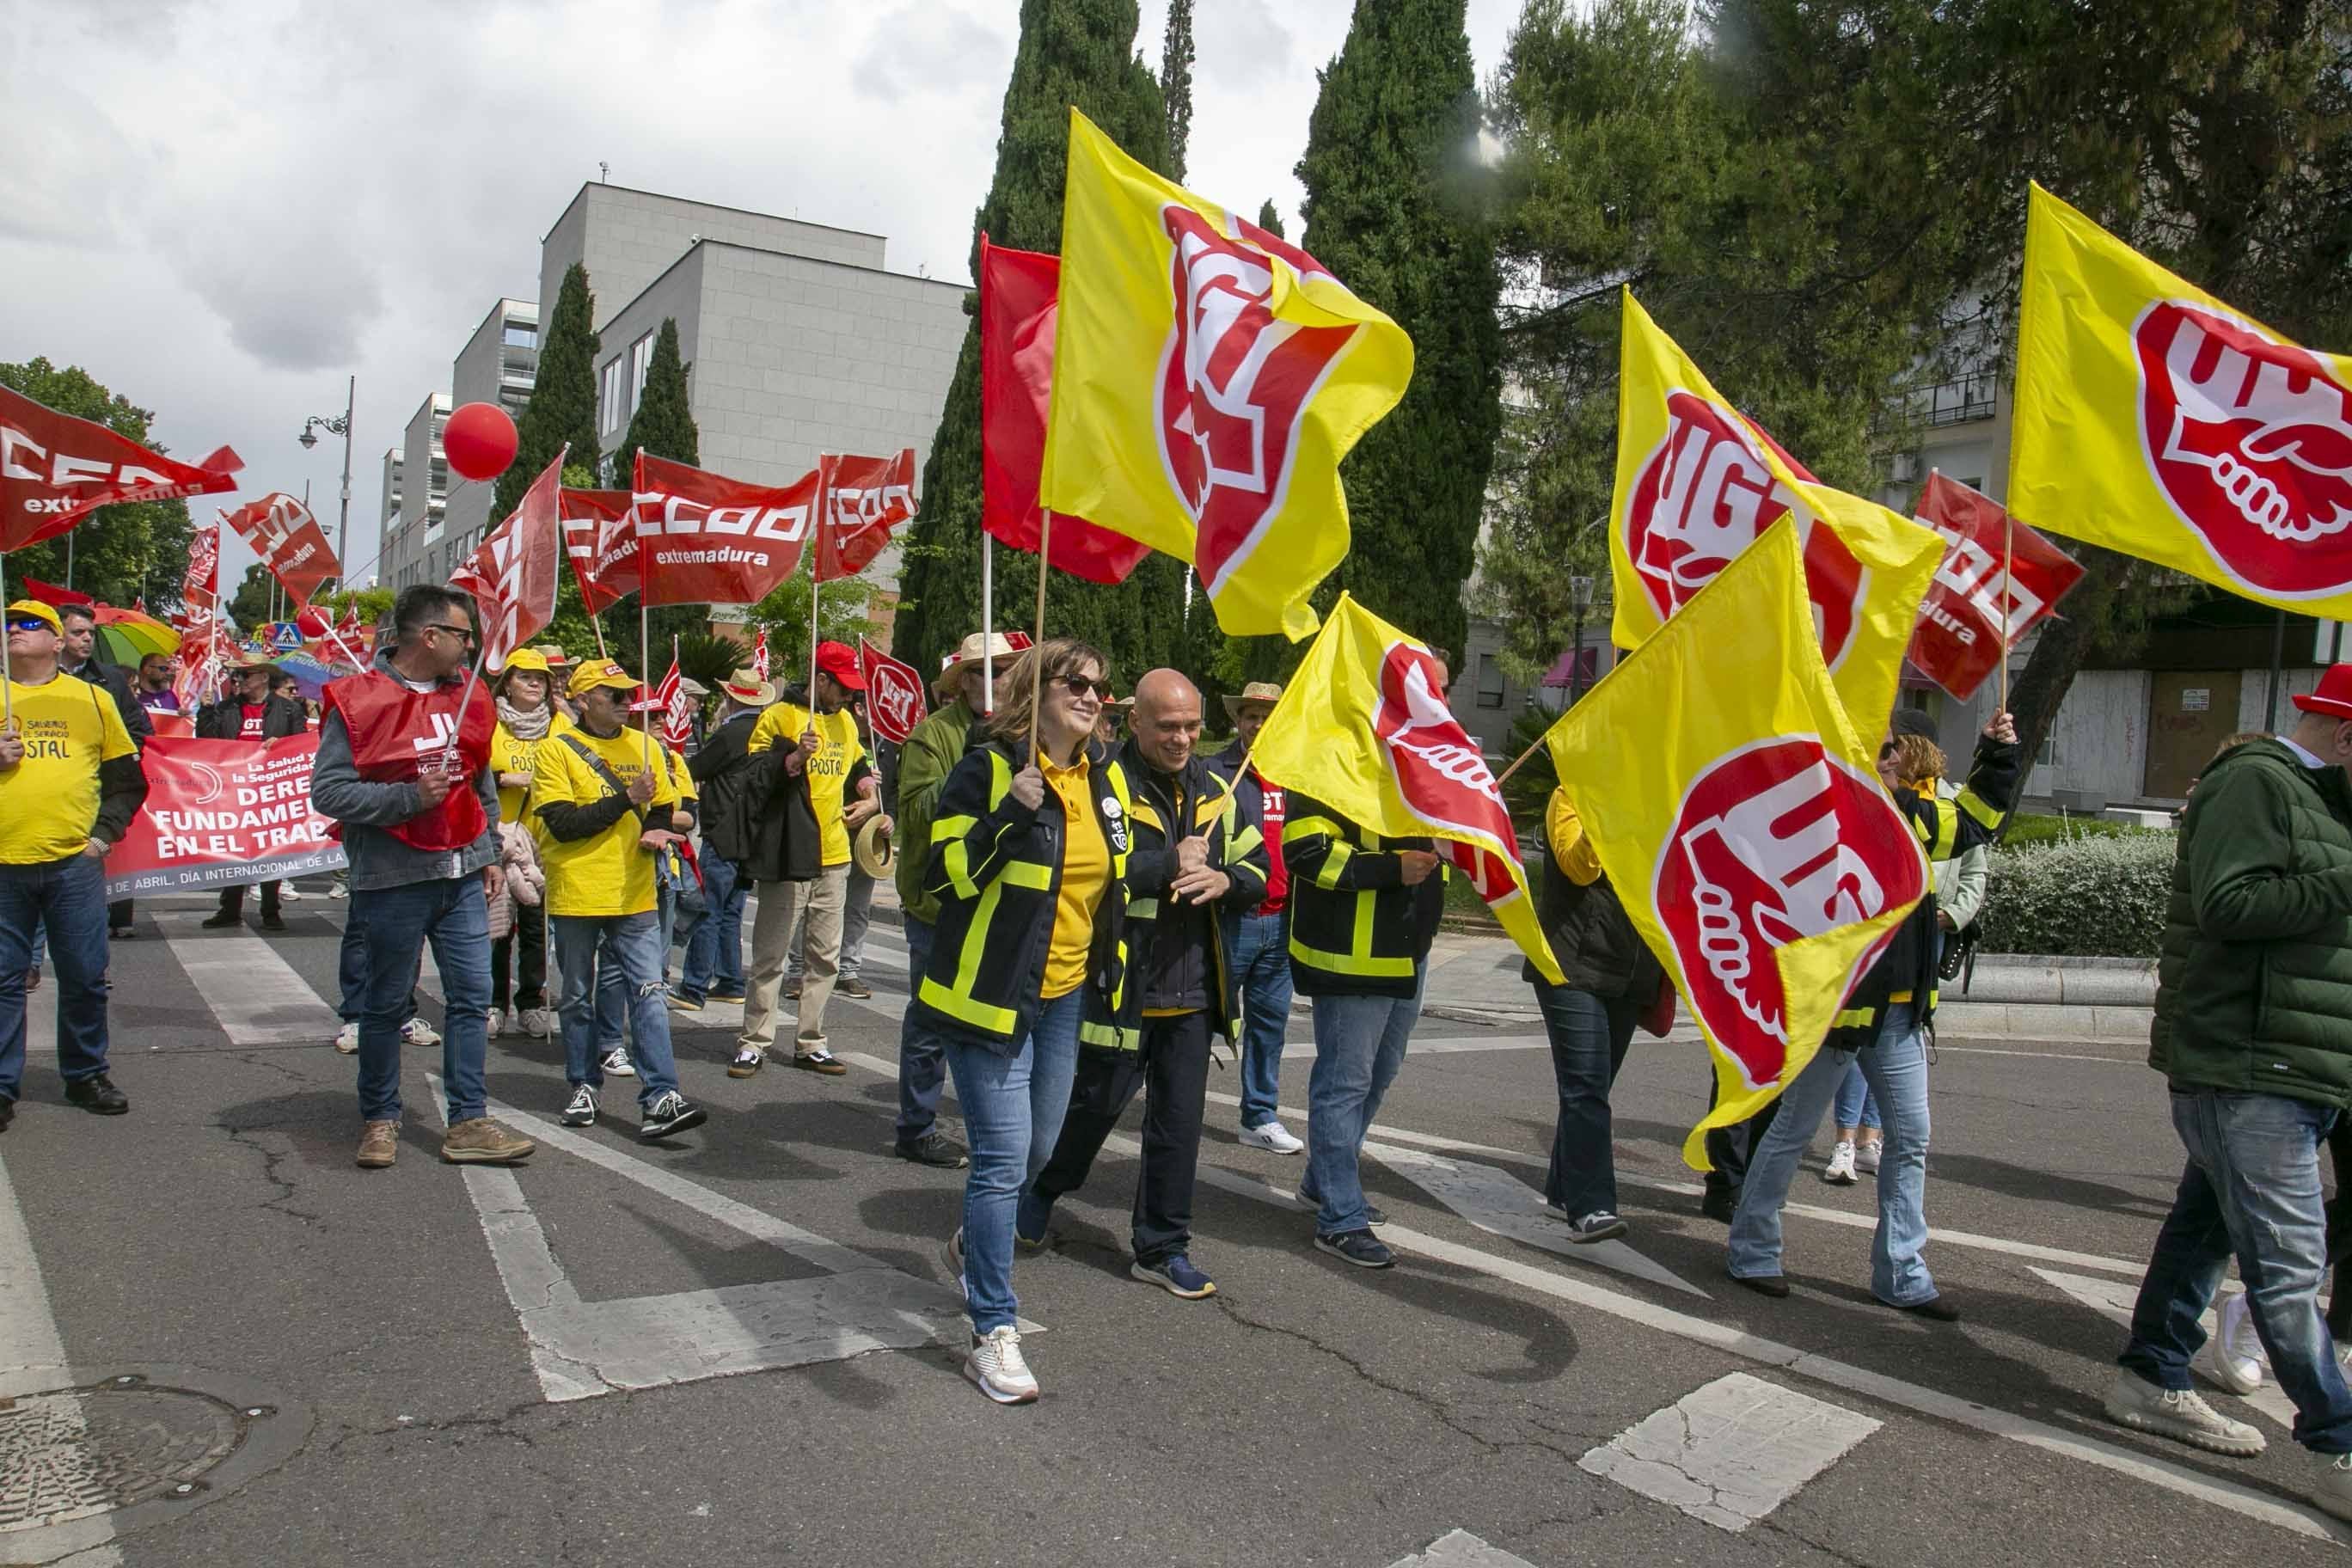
497,695,554,740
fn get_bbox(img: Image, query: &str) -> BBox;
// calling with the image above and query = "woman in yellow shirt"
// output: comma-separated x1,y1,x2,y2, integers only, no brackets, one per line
487,648,563,1037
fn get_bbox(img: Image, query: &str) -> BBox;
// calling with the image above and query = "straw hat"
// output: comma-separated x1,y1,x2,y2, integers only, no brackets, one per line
853,815,896,879
1221,681,1283,720
938,631,1021,683
720,669,775,707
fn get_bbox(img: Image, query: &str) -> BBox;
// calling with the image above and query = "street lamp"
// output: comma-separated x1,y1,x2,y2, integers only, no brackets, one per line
299,374,355,590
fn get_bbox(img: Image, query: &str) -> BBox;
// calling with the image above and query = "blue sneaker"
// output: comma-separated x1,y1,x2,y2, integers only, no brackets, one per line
1131,1253,1216,1298
1015,1188,1054,1251
1314,1228,1393,1270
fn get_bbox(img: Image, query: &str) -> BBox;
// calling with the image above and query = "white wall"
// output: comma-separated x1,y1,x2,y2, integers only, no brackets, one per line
2024,668,2149,803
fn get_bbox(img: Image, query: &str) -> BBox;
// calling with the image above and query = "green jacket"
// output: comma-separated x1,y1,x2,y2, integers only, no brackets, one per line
2151,738,2352,1106
893,697,978,925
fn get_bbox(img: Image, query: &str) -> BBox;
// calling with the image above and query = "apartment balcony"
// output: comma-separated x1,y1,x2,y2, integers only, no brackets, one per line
1885,371,2000,431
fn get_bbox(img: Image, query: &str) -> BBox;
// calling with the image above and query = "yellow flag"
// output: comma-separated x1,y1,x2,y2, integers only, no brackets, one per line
1040,110,1415,640
1251,595,1563,985
1608,290,1942,730
2013,183,2352,614
1553,520,1927,1170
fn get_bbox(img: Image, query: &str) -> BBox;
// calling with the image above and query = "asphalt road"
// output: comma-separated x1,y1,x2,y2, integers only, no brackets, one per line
1,886,2341,1567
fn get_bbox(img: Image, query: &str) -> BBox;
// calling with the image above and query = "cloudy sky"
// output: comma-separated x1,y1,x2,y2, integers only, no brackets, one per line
2,0,1522,588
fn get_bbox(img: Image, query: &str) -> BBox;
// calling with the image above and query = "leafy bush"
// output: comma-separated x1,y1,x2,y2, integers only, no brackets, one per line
2000,812,2166,848
1979,832,2177,958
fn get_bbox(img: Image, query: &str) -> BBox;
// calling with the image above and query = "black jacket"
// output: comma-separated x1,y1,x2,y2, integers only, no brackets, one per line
689,709,763,864
197,692,308,742
1119,739,1270,1036
1281,793,1445,998
736,744,821,885
68,658,153,751
1528,806,1659,1001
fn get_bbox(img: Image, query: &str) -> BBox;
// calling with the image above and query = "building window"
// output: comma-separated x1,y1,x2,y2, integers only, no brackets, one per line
502,322,537,349
600,358,623,432
630,333,654,403
1475,655,1506,710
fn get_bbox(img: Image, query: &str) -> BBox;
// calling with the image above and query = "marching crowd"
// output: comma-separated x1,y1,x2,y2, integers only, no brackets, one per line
3,581,2351,1515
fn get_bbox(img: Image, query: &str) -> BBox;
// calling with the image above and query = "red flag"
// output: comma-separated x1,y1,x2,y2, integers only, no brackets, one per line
977,236,1152,585
631,454,819,607
132,595,147,616
812,450,918,583
631,652,697,749
101,734,345,898
175,522,221,630
1905,472,2086,701
219,492,341,610
450,451,566,670
173,621,220,713
751,627,770,682
0,383,242,552
559,487,639,615
859,637,930,744
21,576,93,607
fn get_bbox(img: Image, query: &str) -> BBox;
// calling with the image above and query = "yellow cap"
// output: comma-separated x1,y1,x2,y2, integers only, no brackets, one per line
498,647,553,679
5,601,61,636
567,658,639,698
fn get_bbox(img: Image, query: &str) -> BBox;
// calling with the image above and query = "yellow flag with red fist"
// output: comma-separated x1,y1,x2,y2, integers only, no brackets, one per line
1554,521,1928,1170
1608,290,1942,731
1250,595,1564,985
2012,183,2352,616
1040,109,1415,640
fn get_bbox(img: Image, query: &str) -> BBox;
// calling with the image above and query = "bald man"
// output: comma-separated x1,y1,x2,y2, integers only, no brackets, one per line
1025,669,1269,1299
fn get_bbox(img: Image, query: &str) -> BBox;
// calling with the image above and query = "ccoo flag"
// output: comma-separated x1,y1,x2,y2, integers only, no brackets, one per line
1040,110,1414,640
1551,519,1926,1170
2013,183,2352,615
1609,291,1941,729
1250,594,1563,985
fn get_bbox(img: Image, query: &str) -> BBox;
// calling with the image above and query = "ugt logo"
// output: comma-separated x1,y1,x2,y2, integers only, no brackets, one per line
1369,640,1522,899
868,660,922,738
1653,738,1924,1089
2137,300,2352,596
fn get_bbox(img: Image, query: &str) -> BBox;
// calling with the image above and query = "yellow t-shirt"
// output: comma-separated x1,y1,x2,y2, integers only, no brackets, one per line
745,702,863,867
490,711,572,826
1041,750,1108,1001
0,676,136,864
530,724,680,917
1545,788,1605,887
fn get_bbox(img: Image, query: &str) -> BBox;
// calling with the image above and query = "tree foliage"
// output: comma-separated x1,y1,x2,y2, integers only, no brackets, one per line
498,263,601,521
749,574,881,686
227,561,275,631
0,358,198,610
609,317,698,487
1161,0,1195,181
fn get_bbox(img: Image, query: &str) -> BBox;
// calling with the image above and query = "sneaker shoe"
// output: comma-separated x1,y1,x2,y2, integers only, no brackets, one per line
401,1018,441,1049
708,986,747,1003
560,1084,598,1127
280,887,303,903
200,910,239,929
1855,1138,1883,1175
785,978,803,1001
666,989,705,1014
1015,1189,1053,1251
965,1325,1038,1405
728,1047,765,1078
109,925,135,940
1556,1208,1629,1244
894,1130,968,1168
517,1008,559,1038
64,1074,128,1114
334,1021,360,1055
2316,1452,2352,1523
793,1049,848,1075
2102,1369,2265,1455
355,1118,399,1169
944,1227,968,1300
2191,1293,2265,1396
1239,1119,1306,1155
1822,1139,1859,1185
328,882,348,899
1132,1254,1217,1298
1294,1184,1387,1228
439,1118,536,1165
640,1091,707,1141
601,1048,635,1078
0,1098,15,1135
487,1008,511,1038
836,977,873,1000
1314,1228,1393,1269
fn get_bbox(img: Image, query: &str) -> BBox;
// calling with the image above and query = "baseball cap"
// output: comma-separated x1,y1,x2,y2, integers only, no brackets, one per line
2294,665,2352,720
5,601,60,636
498,647,553,679
814,640,866,691
567,658,640,698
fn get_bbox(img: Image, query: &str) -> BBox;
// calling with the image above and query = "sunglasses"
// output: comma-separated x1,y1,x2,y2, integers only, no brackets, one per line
423,622,477,644
1878,740,1899,759
5,618,52,634
1056,675,1113,701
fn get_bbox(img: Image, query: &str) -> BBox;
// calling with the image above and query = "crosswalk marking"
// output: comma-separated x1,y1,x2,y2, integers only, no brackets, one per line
157,910,341,1043
2030,1266,2301,1432
1388,1529,1541,1568
1577,1373,1882,1532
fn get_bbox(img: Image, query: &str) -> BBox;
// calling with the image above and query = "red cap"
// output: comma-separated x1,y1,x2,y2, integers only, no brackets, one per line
814,640,866,691
2294,664,2352,720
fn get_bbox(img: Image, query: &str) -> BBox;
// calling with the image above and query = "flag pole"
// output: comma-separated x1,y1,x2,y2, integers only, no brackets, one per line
1028,508,1054,763
640,597,653,766
2000,499,2013,714
2,548,14,729
589,608,609,661
441,640,493,770
1492,732,1550,791
981,530,995,716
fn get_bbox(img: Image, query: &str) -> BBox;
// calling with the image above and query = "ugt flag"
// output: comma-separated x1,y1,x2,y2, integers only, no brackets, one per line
450,450,566,670
220,493,342,611
1040,110,1414,640
1550,520,1926,1170
1249,594,1562,986
2012,182,2352,615
0,383,241,551
1905,472,2086,701
1610,290,1941,730
859,637,929,745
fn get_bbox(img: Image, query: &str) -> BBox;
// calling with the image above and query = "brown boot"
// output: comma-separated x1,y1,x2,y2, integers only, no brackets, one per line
355,1118,399,1169
439,1117,536,1165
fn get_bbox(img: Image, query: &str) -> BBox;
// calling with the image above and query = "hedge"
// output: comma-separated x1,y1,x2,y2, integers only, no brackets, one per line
1977,832,2178,958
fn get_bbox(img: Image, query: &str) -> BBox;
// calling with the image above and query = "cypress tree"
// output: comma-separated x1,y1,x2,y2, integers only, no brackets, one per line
497,262,601,520
1256,200,1284,240
892,0,1188,689
609,317,698,481
1162,0,1195,181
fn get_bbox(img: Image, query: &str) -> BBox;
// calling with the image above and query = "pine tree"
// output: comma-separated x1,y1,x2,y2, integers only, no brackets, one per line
1256,199,1284,240
609,318,698,482
497,263,600,521
1161,0,1195,181
892,0,1185,688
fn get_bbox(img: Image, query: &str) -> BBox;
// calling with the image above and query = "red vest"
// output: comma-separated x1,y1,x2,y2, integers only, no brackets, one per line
323,668,496,853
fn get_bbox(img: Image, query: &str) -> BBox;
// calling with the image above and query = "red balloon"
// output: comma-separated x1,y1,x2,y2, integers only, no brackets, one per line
443,401,518,483
295,608,333,637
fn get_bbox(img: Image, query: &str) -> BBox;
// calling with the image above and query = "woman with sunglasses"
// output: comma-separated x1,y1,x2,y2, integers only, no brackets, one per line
1724,707,2021,1320
908,639,1144,1405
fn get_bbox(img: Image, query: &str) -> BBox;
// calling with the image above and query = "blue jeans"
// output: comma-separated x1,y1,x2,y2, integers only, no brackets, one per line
0,854,111,1101
1304,978,1424,1235
941,989,1084,1334
896,915,952,1142
338,901,419,1026
1833,1060,1880,1132
2121,1089,2352,1453
593,929,628,1052
352,876,490,1126
1233,910,1293,1130
1536,982,1636,1216
1729,1003,1935,1305
679,854,748,1001
552,912,680,1106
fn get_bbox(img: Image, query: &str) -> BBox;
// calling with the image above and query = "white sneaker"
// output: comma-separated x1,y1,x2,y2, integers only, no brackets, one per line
487,1008,510,1038
1822,1140,1858,1185
517,1008,558,1038
334,1021,359,1055
1855,1139,1883,1175
560,1084,597,1127
2102,1369,2265,1455
601,1048,635,1078
280,886,303,903
401,1018,441,1049
2318,1452,2352,1523
2190,1293,2265,1396
1239,1120,1305,1155
328,882,348,900
964,1324,1038,1405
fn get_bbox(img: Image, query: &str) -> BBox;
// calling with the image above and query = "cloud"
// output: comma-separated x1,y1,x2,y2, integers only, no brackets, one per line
854,4,1010,101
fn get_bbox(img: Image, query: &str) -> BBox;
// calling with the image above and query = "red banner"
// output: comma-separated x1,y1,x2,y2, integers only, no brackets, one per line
451,451,566,669
559,487,638,615
631,454,818,607
102,734,346,898
175,521,220,630
813,449,918,583
977,236,1152,585
860,637,930,744
21,576,92,607
220,492,341,610
1905,472,2086,701
0,383,241,553
632,652,696,749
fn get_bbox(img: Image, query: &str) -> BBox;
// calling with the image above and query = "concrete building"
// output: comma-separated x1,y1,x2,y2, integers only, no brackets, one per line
377,449,403,544
387,394,451,591
435,299,540,564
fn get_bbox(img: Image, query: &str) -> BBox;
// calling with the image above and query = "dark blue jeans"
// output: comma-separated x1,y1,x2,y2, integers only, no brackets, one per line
678,854,748,1001
1232,910,1293,1130
0,854,111,1101
353,876,490,1127
338,898,419,1026
2122,1088,2352,1454
552,912,680,1106
895,914,952,1142
1535,981,1636,1217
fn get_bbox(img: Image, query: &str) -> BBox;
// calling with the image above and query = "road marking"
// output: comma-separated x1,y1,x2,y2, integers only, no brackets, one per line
1578,1371,1882,1532
2030,1267,2302,1432
1279,1035,1547,1060
158,912,342,1044
1388,1528,1542,1567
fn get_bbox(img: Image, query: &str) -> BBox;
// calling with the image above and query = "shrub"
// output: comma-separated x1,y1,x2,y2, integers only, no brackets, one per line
2000,812,2166,849
1978,832,2178,958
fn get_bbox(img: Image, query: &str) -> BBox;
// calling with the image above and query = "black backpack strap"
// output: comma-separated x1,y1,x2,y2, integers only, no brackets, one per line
559,731,649,824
